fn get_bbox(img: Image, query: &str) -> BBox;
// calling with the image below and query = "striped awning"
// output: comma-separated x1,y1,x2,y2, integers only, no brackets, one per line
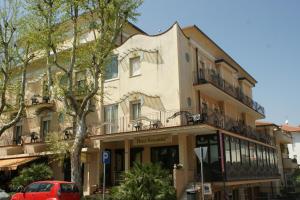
0,157,39,171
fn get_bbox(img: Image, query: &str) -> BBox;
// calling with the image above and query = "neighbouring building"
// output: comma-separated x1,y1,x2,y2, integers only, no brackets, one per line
0,19,282,200
256,121,297,196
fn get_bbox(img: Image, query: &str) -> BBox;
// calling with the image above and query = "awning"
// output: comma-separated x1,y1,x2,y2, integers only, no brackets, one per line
0,157,39,171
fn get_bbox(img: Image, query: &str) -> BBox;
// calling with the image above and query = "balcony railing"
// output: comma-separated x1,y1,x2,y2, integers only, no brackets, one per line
0,107,273,149
193,69,265,116
103,108,273,145
225,162,279,181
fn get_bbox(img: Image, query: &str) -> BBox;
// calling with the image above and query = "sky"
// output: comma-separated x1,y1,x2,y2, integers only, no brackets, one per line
134,0,300,126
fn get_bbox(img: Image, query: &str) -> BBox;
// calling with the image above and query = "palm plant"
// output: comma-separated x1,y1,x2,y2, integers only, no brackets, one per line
110,163,176,200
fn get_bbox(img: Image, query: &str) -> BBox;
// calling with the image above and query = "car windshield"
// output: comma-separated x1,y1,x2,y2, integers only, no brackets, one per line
25,183,54,192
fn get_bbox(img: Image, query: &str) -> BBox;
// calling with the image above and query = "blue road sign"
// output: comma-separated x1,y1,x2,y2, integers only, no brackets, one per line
102,151,111,164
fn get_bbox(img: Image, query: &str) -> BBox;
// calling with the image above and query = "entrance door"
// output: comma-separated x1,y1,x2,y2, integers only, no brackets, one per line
114,149,124,185
151,146,179,171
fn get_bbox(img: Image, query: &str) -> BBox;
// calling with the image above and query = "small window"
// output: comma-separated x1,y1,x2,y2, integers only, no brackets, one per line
105,56,118,80
130,101,141,120
130,56,141,77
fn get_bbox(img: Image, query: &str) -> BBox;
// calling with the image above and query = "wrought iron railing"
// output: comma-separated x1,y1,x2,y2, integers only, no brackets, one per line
193,69,265,116
102,107,274,145
225,162,279,181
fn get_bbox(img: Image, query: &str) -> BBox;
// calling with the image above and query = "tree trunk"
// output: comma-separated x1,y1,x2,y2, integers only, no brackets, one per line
70,116,87,196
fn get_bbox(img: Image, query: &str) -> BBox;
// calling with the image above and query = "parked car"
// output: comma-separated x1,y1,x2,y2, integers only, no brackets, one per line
0,189,9,200
11,181,80,200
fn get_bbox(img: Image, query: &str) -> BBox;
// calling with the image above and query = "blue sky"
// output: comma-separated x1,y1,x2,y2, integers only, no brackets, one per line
135,0,300,126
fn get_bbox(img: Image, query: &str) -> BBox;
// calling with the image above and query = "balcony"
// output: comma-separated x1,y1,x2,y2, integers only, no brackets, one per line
26,95,55,115
283,158,298,170
0,145,24,157
193,69,265,118
100,107,273,145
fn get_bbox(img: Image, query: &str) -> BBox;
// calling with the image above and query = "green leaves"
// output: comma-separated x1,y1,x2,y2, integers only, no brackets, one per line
10,163,54,191
110,163,176,200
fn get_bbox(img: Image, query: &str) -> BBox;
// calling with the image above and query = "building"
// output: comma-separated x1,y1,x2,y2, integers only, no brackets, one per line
0,20,280,199
256,121,297,196
283,124,300,166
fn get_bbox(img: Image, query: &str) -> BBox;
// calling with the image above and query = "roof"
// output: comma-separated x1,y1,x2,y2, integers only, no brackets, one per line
281,124,300,133
255,121,278,127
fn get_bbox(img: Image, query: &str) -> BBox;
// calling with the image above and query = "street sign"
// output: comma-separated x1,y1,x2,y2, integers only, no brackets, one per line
102,151,111,164
194,147,208,200
203,183,212,195
194,147,207,161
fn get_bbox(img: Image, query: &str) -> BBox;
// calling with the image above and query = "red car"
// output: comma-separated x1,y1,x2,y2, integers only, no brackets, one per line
11,181,80,200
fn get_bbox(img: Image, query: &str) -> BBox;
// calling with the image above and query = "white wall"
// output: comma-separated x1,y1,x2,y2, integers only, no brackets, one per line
288,132,300,164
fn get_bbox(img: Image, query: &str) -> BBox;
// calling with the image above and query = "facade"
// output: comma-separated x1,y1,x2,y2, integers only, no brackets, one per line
0,21,281,199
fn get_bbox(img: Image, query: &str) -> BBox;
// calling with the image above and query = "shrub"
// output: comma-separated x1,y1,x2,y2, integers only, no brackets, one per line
10,163,53,191
110,163,176,200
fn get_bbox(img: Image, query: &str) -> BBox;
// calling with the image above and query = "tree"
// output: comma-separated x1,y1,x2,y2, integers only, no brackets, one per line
25,0,142,194
10,163,53,191
0,0,33,137
110,163,176,200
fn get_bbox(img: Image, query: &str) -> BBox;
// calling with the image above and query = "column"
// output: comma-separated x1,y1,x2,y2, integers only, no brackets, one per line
88,151,100,194
125,139,130,171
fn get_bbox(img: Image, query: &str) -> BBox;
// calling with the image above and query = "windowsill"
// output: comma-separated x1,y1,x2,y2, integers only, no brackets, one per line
129,74,142,78
104,77,119,83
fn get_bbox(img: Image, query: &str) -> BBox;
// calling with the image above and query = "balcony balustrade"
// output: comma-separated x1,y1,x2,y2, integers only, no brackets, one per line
225,162,279,181
193,69,265,116
102,107,273,144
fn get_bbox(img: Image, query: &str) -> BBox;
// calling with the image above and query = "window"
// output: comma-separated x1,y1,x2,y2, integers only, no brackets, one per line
14,124,22,144
249,143,257,167
151,146,179,170
105,56,118,80
25,183,54,192
231,137,237,163
104,104,118,134
130,148,143,167
76,71,86,94
241,140,249,165
60,183,79,193
225,136,231,163
41,117,51,140
130,56,141,76
257,145,262,167
130,101,141,120
235,138,241,163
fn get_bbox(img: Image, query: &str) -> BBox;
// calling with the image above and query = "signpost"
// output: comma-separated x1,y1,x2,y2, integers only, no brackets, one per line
102,151,111,200
194,147,208,200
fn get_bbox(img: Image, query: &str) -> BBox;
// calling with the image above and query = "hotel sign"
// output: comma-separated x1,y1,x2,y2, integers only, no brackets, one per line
133,135,172,146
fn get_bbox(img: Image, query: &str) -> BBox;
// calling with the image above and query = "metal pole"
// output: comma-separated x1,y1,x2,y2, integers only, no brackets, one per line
103,163,106,200
200,148,204,200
